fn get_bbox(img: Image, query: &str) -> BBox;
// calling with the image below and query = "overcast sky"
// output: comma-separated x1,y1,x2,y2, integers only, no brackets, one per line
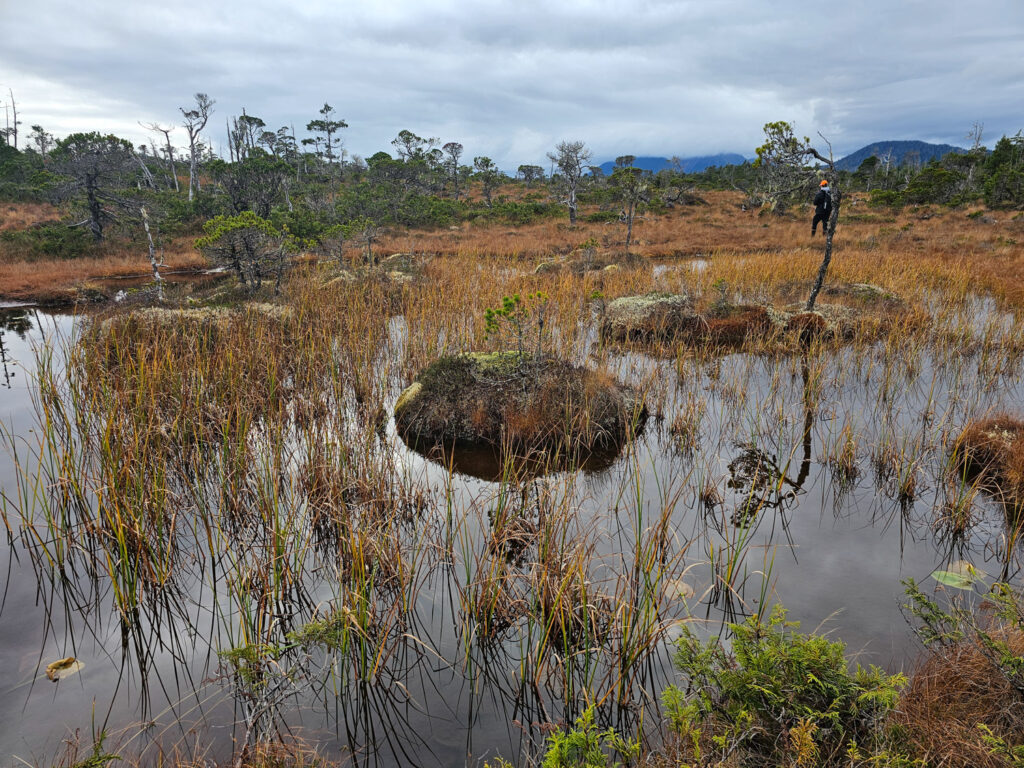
2,0,1021,169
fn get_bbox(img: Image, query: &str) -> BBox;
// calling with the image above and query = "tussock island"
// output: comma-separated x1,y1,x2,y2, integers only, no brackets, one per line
394,352,646,459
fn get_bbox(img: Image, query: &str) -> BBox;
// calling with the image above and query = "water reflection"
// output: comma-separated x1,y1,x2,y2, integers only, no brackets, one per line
399,437,628,482
0,307,35,388
4,304,1024,766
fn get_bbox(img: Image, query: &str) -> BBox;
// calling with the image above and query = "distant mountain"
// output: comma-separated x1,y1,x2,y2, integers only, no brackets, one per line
597,153,747,175
835,140,965,171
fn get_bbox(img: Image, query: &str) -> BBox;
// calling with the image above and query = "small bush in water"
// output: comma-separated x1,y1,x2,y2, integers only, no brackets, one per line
663,604,906,766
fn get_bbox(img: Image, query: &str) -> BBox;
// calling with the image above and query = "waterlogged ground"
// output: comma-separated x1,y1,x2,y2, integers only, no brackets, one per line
1,288,1023,766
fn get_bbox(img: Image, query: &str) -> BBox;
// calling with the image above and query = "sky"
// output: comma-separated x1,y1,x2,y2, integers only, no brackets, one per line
1,0,1022,169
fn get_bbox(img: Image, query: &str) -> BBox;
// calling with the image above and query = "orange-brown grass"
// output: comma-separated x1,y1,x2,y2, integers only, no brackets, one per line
371,191,1024,310
0,201,61,231
952,415,1024,512
0,233,207,302
4,190,1023,310
894,627,1024,768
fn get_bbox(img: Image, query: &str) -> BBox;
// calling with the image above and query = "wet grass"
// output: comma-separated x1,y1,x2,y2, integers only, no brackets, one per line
2,200,1024,765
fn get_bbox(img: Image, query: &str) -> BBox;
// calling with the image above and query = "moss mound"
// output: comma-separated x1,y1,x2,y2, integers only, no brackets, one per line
603,287,904,350
394,352,645,456
601,292,698,341
603,292,793,347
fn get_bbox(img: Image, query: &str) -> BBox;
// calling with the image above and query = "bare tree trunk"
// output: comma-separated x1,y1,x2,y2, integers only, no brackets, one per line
132,151,156,188
7,89,18,149
805,190,840,312
141,206,164,299
85,174,104,241
188,140,198,202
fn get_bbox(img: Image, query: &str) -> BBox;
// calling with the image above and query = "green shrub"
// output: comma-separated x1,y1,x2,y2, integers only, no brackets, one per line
158,189,226,231
869,189,904,209
464,199,562,225
541,707,639,768
663,604,906,766
0,222,94,260
985,167,1024,209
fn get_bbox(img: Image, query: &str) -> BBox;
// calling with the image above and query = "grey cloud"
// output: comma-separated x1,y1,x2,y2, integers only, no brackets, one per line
2,0,1022,168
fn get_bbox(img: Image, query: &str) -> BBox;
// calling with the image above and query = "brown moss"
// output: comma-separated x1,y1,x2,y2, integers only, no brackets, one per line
786,310,831,342
702,304,781,345
394,352,645,456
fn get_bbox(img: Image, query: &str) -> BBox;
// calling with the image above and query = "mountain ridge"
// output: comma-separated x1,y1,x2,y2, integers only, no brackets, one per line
834,140,966,171
591,140,967,176
596,154,747,174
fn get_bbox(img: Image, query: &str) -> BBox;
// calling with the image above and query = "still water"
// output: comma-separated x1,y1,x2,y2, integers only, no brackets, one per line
0,304,1019,766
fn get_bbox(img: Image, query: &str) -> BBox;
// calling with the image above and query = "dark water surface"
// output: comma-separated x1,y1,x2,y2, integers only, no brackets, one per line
1,304,1021,766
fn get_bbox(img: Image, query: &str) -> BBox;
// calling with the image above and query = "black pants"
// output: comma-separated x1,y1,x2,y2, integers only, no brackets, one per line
812,212,830,235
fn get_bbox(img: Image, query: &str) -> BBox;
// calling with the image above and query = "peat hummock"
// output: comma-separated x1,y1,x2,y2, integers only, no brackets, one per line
394,352,646,468
602,287,902,349
601,292,698,342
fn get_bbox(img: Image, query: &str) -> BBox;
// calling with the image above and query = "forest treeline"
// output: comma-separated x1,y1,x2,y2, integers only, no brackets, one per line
1,95,1022,264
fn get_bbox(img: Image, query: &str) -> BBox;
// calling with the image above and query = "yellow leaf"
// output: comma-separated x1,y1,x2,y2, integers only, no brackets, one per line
45,656,84,682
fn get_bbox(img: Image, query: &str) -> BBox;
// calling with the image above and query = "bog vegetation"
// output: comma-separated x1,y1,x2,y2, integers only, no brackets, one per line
1,103,1024,767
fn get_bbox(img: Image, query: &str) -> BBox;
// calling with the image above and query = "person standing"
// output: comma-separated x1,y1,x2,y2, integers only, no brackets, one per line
812,179,832,236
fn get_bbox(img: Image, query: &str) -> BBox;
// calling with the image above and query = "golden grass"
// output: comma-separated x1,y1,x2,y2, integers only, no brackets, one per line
0,233,207,302
894,628,1024,768
3,191,1023,309
369,191,1024,309
0,201,61,231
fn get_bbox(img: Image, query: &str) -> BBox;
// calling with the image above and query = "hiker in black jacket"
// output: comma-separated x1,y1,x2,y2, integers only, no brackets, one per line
812,180,832,236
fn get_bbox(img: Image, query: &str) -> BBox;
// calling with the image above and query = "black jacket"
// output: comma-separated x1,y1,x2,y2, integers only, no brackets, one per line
814,188,832,215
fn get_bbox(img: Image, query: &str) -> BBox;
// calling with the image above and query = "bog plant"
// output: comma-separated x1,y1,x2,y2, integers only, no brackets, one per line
662,605,906,766
484,291,550,359
540,707,639,768
904,576,1024,695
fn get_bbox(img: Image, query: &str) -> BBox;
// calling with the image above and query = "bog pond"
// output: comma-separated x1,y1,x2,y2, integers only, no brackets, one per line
1,291,1022,767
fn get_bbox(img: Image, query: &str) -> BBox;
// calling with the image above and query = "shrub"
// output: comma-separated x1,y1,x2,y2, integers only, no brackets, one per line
663,604,906,766
0,222,94,260
540,707,639,768
195,211,292,293
869,189,904,209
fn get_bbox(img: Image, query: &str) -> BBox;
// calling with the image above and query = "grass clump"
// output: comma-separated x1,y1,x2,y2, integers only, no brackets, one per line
900,580,1024,767
662,605,906,766
952,414,1024,513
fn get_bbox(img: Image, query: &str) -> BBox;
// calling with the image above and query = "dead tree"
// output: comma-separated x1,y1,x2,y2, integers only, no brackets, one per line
5,89,19,149
140,206,164,298
181,93,214,201
141,122,179,191
547,140,592,225
755,121,839,312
